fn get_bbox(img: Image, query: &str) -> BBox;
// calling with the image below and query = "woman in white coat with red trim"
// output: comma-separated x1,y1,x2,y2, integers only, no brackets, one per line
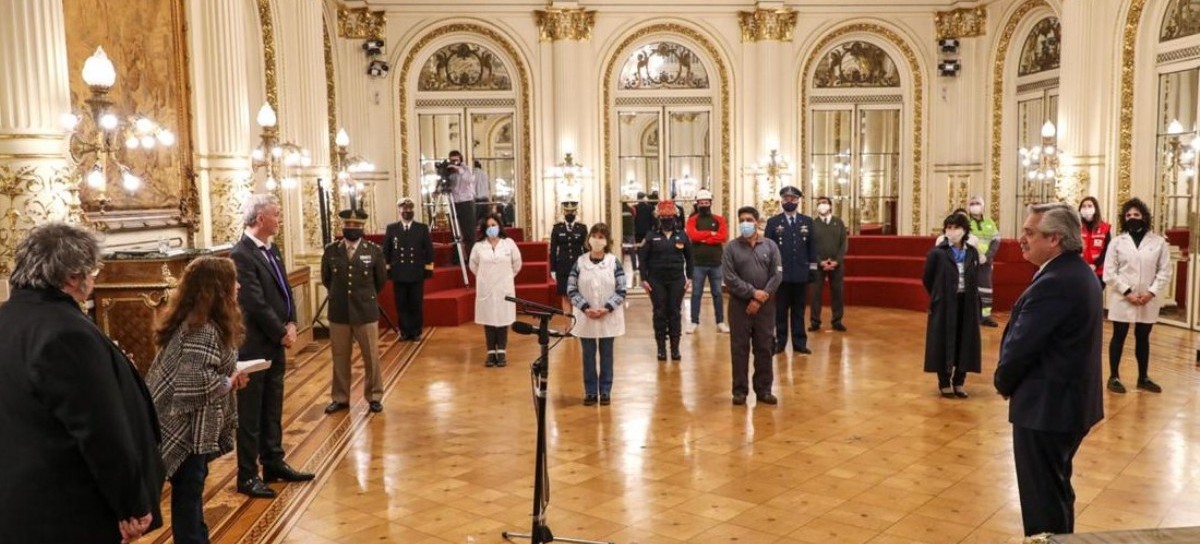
470,213,522,367
1102,198,1171,394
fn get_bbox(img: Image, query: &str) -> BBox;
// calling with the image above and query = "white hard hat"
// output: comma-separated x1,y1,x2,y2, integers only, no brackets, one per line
695,189,714,201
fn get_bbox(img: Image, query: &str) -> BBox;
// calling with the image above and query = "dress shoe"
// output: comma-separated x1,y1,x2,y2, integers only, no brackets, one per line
583,395,598,406
237,477,276,499
670,337,681,360
757,393,779,405
599,393,611,406
485,353,497,367
657,346,667,361
1137,378,1162,393
495,353,507,367
263,462,315,483
953,386,969,399
732,394,747,405
808,324,820,332
795,347,812,355
324,401,349,414
940,387,955,398
773,345,787,355
833,323,848,332
369,401,383,413
981,317,999,328
684,322,697,334
717,322,730,334
1107,377,1126,394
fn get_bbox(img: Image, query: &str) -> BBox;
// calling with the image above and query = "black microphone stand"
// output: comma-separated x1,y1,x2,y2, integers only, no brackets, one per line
502,309,612,544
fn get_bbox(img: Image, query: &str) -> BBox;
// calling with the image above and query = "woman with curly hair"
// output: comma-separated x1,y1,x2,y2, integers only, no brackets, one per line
1103,198,1170,394
145,256,250,543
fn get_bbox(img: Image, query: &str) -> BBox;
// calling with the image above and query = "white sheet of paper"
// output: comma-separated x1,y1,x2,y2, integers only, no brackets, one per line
236,359,270,374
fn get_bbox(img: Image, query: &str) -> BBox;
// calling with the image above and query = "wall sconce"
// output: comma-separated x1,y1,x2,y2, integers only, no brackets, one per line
64,46,175,218
753,149,790,216
1158,118,1199,232
1018,120,1063,204
333,128,375,211
250,103,309,192
544,153,591,207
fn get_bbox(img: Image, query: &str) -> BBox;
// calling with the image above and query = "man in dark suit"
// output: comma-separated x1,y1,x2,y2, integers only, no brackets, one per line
995,203,1104,537
384,197,434,341
322,208,388,414
0,223,163,543
231,194,314,499
764,186,819,355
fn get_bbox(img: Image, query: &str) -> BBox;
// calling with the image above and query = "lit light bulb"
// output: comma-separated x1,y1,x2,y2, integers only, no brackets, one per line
271,146,282,158
252,148,264,161
86,167,105,189
281,177,297,190
335,129,350,147
99,113,119,130
1046,168,1056,179
337,170,349,181
140,135,156,149
121,171,141,191
125,136,140,149
1043,145,1055,155
301,154,312,167
135,117,155,134
1027,171,1037,180
157,130,175,146
256,103,277,128
1168,119,1185,135
81,47,116,88
60,113,79,131
265,176,277,191
1040,120,1057,139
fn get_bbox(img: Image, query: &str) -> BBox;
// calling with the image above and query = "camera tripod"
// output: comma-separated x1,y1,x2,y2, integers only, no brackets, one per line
432,187,471,286
312,295,400,335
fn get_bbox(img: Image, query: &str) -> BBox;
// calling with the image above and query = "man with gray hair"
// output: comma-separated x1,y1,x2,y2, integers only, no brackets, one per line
231,194,314,499
995,203,1102,537
0,223,163,542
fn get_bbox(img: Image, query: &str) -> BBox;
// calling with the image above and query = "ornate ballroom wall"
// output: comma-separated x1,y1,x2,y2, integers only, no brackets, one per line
0,0,1195,318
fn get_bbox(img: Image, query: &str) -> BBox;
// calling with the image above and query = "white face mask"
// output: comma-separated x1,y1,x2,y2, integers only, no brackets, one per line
817,203,832,215
589,238,606,252
968,204,983,215
1080,207,1095,220
945,229,965,244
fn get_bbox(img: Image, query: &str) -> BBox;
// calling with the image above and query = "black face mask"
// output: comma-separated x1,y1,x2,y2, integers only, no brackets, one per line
564,214,576,223
342,228,363,241
659,218,677,231
697,206,711,216
782,202,798,213
401,211,414,222
1125,218,1146,233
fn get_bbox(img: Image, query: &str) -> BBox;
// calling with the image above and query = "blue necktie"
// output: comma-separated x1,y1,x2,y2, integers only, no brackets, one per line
261,247,292,311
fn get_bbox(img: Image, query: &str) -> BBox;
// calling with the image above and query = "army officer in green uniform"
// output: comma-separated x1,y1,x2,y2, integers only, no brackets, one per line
321,208,387,414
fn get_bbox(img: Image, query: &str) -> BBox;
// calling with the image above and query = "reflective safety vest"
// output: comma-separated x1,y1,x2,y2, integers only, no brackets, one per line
969,217,999,255
1082,221,1111,275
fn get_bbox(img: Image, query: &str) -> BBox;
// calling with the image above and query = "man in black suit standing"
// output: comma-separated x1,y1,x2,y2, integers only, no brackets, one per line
384,197,434,341
995,202,1104,537
231,194,314,498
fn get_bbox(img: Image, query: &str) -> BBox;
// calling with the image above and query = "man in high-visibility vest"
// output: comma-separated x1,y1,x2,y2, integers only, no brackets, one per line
967,195,1000,327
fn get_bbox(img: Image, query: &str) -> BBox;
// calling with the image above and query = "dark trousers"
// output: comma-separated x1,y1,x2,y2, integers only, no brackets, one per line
775,281,809,350
170,453,211,544
978,261,995,316
484,325,509,352
237,349,286,481
392,280,425,339
1013,425,1086,536
936,293,971,389
809,266,844,327
648,274,686,341
453,200,477,264
580,337,615,396
729,298,775,396
1109,321,1153,381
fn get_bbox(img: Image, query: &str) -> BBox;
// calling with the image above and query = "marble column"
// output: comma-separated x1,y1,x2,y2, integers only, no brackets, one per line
0,0,74,298
738,3,797,215
931,6,988,232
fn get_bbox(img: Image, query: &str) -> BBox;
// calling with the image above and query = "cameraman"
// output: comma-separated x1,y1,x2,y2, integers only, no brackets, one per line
444,150,477,263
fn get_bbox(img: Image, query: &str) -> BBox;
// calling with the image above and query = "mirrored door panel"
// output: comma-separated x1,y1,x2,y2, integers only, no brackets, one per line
667,111,710,199
809,109,853,221
418,108,519,227
418,113,464,224
618,111,662,200
1154,68,1199,325
809,106,900,234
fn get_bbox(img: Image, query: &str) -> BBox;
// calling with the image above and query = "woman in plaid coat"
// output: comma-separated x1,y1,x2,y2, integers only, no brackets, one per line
145,257,250,543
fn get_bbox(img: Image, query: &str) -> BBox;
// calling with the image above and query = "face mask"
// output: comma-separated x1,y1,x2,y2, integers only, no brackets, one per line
739,221,756,238
659,218,677,231
698,206,711,216
968,204,983,215
486,225,500,238
782,202,798,213
817,203,831,215
564,214,576,223
589,238,606,252
342,228,363,242
401,211,414,222
1080,207,1095,220
1125,218,1146,233
945,229,964,244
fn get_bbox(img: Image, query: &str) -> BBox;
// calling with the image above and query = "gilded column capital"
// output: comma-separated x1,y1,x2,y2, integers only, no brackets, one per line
337,7,386,39
534,8,596,42
935,6,987,40
738,8,798,42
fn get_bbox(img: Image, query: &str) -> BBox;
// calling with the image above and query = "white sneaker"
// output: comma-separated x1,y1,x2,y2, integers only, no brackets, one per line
717,322,730,334
685,322,698,334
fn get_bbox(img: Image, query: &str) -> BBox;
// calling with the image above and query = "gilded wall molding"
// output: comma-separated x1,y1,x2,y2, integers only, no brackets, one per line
209,174,252,245
989,0,1049,223
534,8,596,42
603,24,732,221
398,24,533,230
0,164,76,276
738,8,799,42
1118,0,1149,205
801,24,925,234
337,7,385,40
256,0,279,111
935,6,988,39
323,22,341,228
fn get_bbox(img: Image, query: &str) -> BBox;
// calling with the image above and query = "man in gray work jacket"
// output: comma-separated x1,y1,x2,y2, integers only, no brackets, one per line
723,205,782,406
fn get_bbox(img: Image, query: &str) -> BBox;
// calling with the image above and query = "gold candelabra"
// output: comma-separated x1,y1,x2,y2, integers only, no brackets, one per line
250,103,310,192
545,153,590,206
332,128,374,211
755,149,789,217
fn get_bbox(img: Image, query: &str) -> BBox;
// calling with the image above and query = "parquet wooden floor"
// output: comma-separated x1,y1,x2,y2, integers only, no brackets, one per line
155,300,1200,543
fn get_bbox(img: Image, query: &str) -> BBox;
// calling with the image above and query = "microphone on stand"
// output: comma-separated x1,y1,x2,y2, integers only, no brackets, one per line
511,320,571,338
504,295,568,316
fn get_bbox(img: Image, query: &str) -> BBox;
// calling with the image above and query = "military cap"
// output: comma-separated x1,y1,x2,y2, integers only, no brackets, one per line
338,208,369,226
397,197,415,208
561,201,579,212
779,185,802,198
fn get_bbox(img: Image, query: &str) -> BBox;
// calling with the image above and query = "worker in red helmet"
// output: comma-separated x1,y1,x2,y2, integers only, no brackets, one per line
638,199,694,361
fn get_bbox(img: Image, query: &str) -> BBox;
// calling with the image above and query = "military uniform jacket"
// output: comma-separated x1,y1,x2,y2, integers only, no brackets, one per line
550,221,588,276
764,213,819,283
383,221,434,283
321,240,387,325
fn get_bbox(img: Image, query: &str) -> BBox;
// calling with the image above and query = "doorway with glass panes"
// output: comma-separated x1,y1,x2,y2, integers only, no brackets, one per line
808,105,901,234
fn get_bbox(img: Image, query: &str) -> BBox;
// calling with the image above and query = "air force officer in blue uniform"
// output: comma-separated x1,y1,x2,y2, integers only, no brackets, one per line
764,186,819,355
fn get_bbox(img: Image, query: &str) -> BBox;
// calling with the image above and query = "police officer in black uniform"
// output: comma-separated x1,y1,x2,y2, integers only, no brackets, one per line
321,208,388,414
384,197,434,341
764,186,819,355
550,200,588,308
639,200,694,361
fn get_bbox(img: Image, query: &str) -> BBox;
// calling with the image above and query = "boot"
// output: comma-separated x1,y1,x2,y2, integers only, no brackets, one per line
670,336,682,361
656,338,667,361
495,350,507,367
485,351,496,367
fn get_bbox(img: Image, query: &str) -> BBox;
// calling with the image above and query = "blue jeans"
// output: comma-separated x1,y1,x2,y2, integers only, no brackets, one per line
170,453,211,544
580,337,614,396
690,265,725,324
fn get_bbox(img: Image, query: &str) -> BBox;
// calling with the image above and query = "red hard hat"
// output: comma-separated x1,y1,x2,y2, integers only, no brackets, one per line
655,200,678,217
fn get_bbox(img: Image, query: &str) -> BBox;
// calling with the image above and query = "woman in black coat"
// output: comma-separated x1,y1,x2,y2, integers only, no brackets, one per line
923,213,983,398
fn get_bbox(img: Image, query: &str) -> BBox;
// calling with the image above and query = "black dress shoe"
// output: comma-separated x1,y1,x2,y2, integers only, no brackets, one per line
833,323,847,332
808,324,820,332
657,347,667,361
237,477,277,499
796,347,812,355
583,395,598,406
1137,379,1162,393
599,393,611,406
324,401,349,414
757,393,779,405
670,349,682,361
263,462,314,483
773,345,787,355
369,401,383,413
495,353,507,367
981,317,999,328
732,394,747,405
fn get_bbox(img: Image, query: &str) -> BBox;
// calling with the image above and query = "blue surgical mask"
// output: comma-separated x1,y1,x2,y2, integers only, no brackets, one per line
739,221,756,238
486,225,500,238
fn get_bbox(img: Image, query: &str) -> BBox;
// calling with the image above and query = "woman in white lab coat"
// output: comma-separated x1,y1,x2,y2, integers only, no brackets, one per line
567,223,627,406
1102,198,1171,394
470,213,522,367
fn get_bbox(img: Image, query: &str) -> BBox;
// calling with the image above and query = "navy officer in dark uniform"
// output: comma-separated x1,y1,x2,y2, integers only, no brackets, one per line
384,197,434,341
764,186,818,355
550,199,588,309
639,200,694,361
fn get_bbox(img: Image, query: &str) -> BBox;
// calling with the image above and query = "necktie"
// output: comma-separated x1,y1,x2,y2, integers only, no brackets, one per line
261,247,292,310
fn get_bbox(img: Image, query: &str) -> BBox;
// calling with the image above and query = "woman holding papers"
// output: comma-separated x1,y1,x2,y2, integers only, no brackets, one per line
145,256,250,543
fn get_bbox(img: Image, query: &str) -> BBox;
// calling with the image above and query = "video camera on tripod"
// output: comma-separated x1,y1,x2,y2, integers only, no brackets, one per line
431,157,470,285
433,159,459,194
